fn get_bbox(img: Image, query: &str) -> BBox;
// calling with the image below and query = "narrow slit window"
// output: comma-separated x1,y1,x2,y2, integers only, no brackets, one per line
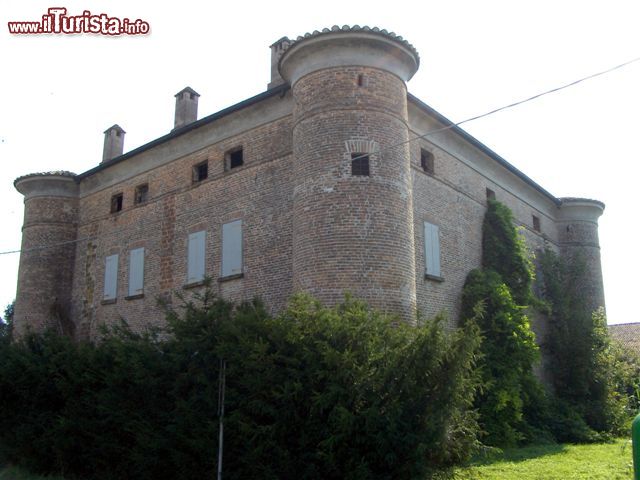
226,148,244,170
486,188,496,201
134,184,149,205
532,215,541,232
110,193,123,213
351,153,370,176
193,161,208,182
421,149,434,174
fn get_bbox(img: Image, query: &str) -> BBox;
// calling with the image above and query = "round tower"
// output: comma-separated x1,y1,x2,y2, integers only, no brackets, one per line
279,26,420,321
14,172,79,337
556,198,606,313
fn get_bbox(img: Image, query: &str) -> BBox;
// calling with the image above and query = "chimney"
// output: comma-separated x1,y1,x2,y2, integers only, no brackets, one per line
102,124,126,163
173,86,200,130
268,37,290,89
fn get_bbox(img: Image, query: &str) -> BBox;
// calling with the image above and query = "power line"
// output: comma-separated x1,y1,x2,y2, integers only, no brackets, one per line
355,54,640,160
2,54,639,257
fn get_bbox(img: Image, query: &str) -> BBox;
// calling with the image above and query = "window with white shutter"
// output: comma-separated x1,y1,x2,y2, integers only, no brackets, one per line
128,247,145,297
187,231,206,284
103,254,118,301
424,222,442,279
221,220,243,277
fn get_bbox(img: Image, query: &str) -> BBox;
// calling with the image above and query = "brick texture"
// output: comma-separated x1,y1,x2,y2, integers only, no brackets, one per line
13,30,605,344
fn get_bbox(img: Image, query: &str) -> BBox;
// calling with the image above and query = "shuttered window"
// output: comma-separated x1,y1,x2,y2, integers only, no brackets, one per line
128,247,145,296
424,222,441,278
187,231,206,283
103,254,118,300
222,220,242,277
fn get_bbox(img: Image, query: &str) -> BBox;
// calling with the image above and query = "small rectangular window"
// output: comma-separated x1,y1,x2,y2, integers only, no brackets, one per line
193,161,208,182
532,215,541,232
424,222,441,278
110,193,123,213
351,153,370,176
128,247,145,297
486,188,496,201
420,149,434,174
187,231,206,284
134,184,148,205
222,220,243,277
225,148,244,170
103,254,119,301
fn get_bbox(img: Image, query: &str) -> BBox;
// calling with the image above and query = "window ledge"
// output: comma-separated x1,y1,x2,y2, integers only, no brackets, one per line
424,273,444,282
101,298,117,305
218,273,244,283
125,293,145,301
183,280,206,289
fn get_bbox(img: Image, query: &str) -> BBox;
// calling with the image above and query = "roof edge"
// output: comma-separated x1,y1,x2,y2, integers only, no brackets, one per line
76,83,290,181
407,93,561,207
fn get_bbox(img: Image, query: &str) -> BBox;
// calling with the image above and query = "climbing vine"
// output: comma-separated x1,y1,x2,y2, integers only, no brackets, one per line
539,249,628,434
461,199,541,446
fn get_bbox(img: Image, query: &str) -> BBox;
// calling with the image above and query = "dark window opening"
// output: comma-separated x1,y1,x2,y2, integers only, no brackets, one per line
110,193,123,213
228,148,244,169
134,184,149,205
533,215,541,232
189,92,195,100
420,149,434,174
357,74,364,86
193,161,208,182
115,131,121,137
351,153,370,176
486,188,496,201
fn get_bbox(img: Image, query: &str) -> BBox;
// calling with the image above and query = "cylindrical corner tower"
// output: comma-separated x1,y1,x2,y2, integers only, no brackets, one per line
279,26,420,321
556,197,606,313
14,172,79,337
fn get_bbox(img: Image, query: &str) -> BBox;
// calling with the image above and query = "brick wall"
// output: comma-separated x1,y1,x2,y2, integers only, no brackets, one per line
70,115,294,338
291,66,417,322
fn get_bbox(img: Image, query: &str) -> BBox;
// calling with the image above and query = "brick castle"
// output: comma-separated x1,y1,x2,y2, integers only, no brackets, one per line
13,26,605,343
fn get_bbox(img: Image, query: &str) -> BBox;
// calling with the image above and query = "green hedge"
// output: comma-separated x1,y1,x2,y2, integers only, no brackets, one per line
0,292,482,480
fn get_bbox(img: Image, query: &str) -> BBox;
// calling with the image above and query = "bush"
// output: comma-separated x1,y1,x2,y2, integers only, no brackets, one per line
0,292,482,479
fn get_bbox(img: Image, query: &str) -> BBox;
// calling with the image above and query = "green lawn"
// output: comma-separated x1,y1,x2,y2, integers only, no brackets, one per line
1,439,635,479
451,438,634,480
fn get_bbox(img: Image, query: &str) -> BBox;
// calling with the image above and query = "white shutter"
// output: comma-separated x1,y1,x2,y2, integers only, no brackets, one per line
128,247,145,296
424,222,441,277
187,231,206,283
222,220,243,277
103,254,118,300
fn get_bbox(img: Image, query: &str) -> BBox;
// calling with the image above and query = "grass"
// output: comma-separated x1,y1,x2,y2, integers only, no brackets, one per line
451,438,634,480
1,439,635,479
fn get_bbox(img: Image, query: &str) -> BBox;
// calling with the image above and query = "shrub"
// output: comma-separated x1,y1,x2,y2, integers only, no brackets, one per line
0,292,482,479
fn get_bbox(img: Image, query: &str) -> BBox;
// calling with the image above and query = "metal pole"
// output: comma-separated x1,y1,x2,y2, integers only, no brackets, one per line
217,359,226,480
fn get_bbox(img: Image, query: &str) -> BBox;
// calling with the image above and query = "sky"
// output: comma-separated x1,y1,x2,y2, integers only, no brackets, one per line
1,0,638,324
